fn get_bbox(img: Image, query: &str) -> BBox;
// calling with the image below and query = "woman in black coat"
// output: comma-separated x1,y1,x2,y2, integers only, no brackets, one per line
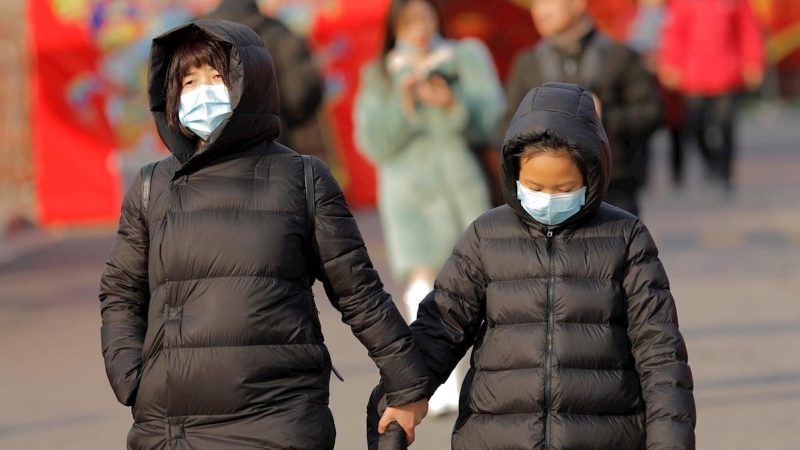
99,20,427,450
374,83,695,449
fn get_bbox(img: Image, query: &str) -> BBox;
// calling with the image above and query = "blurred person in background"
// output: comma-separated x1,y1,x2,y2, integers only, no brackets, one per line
503,0,663,216
203,0,324,153
353,0,505,416
659,0,765,193
627,0,685,189
99,21,429,449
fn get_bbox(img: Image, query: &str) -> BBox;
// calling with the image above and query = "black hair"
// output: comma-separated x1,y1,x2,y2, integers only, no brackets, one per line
165,28,232,138
512,131,589,182
379,0,446,81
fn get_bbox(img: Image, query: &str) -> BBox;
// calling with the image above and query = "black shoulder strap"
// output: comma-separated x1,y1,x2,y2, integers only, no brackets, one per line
302,155,316,244
301,155,344,382
302,155,319,285
140,161,159,228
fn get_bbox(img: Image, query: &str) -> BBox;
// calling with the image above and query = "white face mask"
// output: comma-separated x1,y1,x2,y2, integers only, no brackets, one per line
178,84,232,140
516,181,587,226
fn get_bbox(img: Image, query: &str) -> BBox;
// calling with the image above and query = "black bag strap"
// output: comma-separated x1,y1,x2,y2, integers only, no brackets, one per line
140,161,159,228
302,155,345,382
302,155,318,287
302,155,316,249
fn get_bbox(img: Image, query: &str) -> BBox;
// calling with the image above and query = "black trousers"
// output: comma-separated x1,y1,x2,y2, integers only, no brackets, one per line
683,94,738,186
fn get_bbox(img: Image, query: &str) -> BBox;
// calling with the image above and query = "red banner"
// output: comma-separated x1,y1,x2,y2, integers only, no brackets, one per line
27,0,121,227
312,0,391,208
24,0,800,226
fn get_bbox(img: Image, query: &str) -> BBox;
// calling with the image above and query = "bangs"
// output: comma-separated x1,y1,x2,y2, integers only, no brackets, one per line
169,29,230,81
514,131,589,180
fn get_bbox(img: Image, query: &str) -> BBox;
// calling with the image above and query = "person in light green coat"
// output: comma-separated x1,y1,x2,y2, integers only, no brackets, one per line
354,0,504,416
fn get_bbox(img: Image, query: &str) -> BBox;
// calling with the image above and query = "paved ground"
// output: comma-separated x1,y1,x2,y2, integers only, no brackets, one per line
1,108,799,449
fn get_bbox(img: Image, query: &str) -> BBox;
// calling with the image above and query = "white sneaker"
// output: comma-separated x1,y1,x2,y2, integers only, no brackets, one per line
403,279,432,322
428,372,460,417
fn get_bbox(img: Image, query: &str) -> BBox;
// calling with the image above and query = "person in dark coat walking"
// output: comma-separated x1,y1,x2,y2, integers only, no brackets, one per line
99,20,427,450
371,83,696,449
502,0,663,216
203,0,324,151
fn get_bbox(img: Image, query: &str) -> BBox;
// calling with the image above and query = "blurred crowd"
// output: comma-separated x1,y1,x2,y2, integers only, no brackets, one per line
199,0,776,421
339,0,766,416
182,0,770,412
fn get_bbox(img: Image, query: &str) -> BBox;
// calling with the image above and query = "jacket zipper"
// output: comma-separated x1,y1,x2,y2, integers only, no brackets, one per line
545,229,555,449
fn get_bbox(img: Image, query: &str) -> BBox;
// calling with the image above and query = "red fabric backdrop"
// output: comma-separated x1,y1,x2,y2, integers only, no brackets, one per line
28,0,121,226
312,0,391,208
24,0,800,225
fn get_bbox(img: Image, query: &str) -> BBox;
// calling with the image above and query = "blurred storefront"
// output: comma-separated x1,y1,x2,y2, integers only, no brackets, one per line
18,0,800,227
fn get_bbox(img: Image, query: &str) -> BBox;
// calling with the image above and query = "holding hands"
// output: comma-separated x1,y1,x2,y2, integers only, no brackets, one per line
378,398,429,446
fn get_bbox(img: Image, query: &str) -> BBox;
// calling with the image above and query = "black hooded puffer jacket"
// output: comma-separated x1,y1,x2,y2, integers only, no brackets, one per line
407,83,696,449
99,20,427,450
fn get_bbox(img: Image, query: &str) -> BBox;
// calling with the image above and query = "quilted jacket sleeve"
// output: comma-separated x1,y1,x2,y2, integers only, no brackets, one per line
410,222,488,393
311,157,429,406
623,220,696,449
99,170,150,406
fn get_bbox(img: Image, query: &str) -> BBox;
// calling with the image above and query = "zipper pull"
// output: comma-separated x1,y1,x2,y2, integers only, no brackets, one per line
547,230,554,238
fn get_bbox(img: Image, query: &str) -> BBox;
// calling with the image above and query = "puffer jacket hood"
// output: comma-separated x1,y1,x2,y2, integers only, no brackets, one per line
148,19,281,176
501,82,611,230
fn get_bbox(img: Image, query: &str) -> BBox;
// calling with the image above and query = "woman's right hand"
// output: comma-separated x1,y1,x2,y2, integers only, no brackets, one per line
378,398,429,445
415,75,455,110
399,75,419,117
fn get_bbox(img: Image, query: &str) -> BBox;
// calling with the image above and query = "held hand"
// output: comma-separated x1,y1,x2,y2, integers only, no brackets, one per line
415,75,455,109
378,399,429,446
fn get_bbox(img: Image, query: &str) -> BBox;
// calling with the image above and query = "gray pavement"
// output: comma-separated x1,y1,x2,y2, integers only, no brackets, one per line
1,108,799,449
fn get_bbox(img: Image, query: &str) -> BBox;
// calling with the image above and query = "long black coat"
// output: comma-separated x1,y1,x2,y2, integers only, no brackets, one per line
403,83,695,449
502,29,663,192
100,20,427,450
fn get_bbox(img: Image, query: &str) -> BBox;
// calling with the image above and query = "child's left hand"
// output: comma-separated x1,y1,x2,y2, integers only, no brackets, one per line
378,398,429,445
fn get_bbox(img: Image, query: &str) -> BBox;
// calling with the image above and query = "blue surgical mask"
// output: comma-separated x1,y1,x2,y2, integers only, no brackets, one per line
178,84,232,140
516,181,587,226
